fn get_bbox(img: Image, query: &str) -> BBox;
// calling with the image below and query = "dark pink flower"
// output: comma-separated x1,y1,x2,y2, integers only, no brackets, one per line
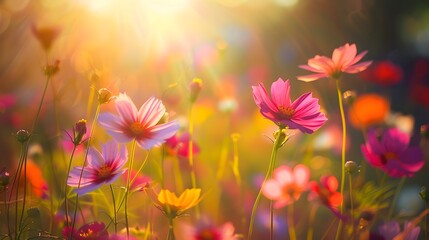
165,132,200,159
298,43,372,81
180,219,239,240
122,169,151,192
67,141,128,195
308,175,342,218
361,128,424,178
98,93,179,149
252,78,327,133
262,164,310,208
64,222,108,240
359,60,403,86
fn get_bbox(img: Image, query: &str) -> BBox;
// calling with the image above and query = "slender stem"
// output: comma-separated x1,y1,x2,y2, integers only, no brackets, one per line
64,146,77,230
71,104,101,238
4,185,11,239
31,76,51,133
307,205,317,240
270,200,273,240
18,144,28,232
349,174,355,238
110,185,117,235
335,79,347,240
288,202,297,240
387,177,406,220
161,146,165,188
14,143,25,239
125,139,137,240
167,217,175,240
86,84,95,120
188,102,199,218
248,129,283,240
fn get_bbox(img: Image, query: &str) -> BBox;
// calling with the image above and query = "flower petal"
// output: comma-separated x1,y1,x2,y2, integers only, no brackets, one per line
270,78,292,107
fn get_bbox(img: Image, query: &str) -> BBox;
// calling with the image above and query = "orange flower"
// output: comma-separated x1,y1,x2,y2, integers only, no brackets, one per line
31,25,60,51
25,160,48,198
348,94,390,129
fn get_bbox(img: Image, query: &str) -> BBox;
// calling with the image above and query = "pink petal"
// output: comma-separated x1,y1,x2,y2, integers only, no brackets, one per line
138,121,179,149
348,50,368,66
271,78,292,107
382,128,409,153
104,169,127,185
273,165,293,185
398,147,424,172
333,43,357,67
274,197,292,208
115,93,138,123
308,56,334,73
299,64,326,73
296,73,328,82
74,182,105,195
88,147,105,168
344,61,373,73
293,164,310,186
98,113,133,143
361,145,385,167
138,97,166,128
252,84,278,113
262,180,282,199
322,176,338,192
101,141,118,166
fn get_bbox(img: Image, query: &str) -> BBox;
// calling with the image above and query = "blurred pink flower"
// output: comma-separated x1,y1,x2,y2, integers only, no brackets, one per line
165,132,200,160
99,93,179,149
361,128,424,178
262,164,310,208
308,175,343,218
122,169,151,192
180,220,239,240
252,78,327,133
67,141,128,195
298,43,372,81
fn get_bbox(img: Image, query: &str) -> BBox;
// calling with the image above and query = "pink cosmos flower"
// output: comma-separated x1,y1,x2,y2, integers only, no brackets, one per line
361,128,424,178
99,93,179,149
262,164,310,208
180,219,239,240
63,222,109,240
308,175,342,218
122,169,151,192
297,43,372,82
67,141,128,195
252,78,327,133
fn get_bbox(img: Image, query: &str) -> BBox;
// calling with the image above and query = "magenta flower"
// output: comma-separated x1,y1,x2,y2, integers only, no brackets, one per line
180,220,239,240
63,222,109,240
361,128,424,178
99,93,179,149
252,78,327,133
297,43,372,82
67,141,128,195
378,221,420,240
262,164,310,208
165,132,200,159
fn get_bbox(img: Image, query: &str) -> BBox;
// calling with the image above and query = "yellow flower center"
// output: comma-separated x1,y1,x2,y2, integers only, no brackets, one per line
79,229,93,238
278,106,295,118
129,121,146,137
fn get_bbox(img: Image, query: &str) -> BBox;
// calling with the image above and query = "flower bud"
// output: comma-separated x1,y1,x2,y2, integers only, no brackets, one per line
345,161,359,174
31,25,60,52
73,119,87,146
97,88,112,104
420,186,429,202
343,90,356,105
16,129,30,143
189,78,203,103
43,60,60,77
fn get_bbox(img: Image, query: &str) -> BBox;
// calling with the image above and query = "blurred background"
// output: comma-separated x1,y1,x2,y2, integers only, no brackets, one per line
1,0,429,238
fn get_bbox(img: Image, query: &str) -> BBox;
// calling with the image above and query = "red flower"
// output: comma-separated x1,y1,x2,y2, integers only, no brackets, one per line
360,60,403,86
308,175,342,218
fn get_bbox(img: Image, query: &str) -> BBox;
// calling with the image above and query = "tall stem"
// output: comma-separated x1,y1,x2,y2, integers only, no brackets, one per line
110,184,118,235
349,174,355,238
125,139,137,240
248,128,284,240
188,103,199,217
64,146,77,230
71,104,100,238
18,143,28,233
167,217,175,240
335,79,347,240
387,177,406,220
307,205,317,240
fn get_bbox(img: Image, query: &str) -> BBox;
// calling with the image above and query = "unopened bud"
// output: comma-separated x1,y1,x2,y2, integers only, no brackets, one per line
189,78,203,103
345,161,359,174
420,186,429,202
16,129,30,143
343,90,357,105
73,119,87,146
97,88,112,104
43,60,60,77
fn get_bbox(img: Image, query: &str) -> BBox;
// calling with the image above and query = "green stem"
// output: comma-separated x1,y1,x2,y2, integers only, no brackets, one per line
14,143,25,239
4,187,11,239
167,217,175,240
125,139,137,240
387,177,406,220
110,185,117,235
307,205,317,240
335,79,347,240
248,128,284,240
71,104,101,238
64,145,77,230
18,143,28,233
188,102,199,218
349,174,355,238
288,202,297,240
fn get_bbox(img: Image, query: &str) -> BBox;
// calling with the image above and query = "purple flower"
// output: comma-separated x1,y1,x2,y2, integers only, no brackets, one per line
98,93,179,149
378,221,420,240
67,141,128,195
361,128,424,178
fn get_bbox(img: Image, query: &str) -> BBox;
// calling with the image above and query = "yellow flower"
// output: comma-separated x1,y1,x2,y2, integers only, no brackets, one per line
146,187,202,218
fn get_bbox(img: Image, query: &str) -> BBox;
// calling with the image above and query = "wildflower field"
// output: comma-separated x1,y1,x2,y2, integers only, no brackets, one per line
1,0,429,239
